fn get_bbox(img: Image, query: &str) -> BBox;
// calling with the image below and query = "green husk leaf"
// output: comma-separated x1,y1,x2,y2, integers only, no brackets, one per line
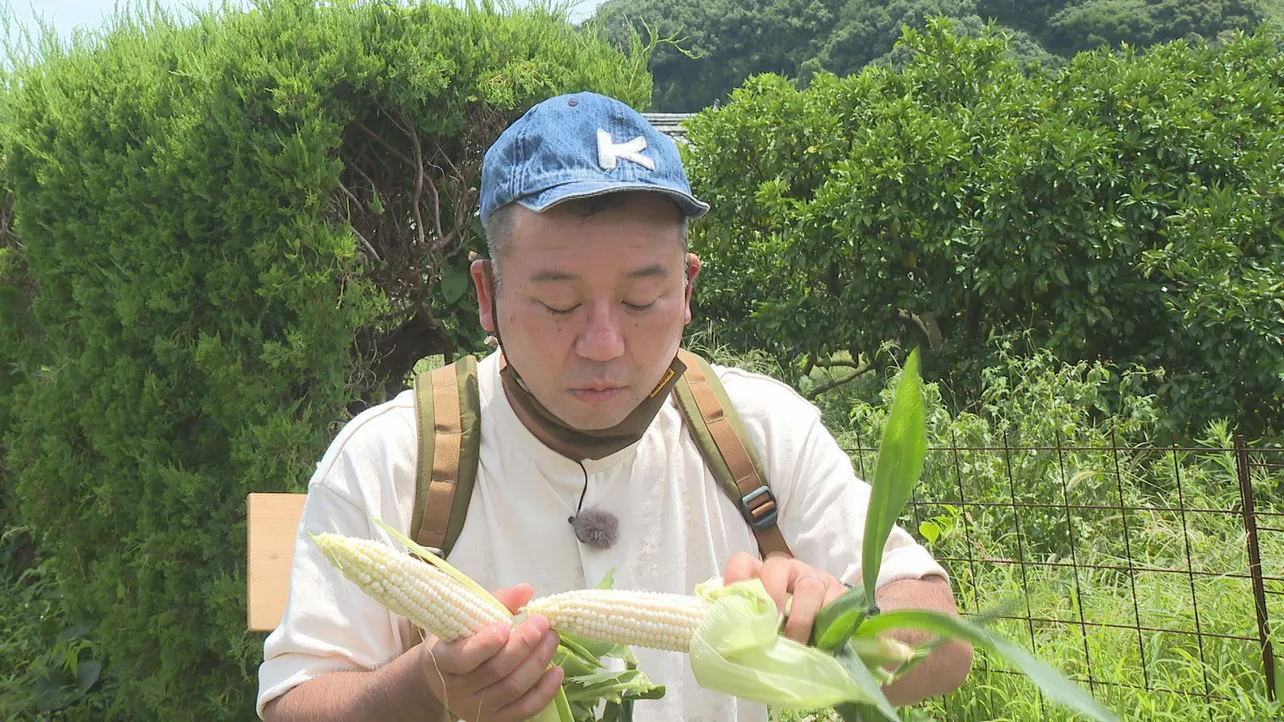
595,568,617,589
548,689,575,722
844,636,916,669
811,585,877,652
856,609,1119,722
833,641,901,721
552,638,602,679
562,668,666,703
687,578,882,709
862,348,927,602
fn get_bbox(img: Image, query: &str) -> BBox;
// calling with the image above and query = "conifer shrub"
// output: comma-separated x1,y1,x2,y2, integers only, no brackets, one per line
0,0,649,717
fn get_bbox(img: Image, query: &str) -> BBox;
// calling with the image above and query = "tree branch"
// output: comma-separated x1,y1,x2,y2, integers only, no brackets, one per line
349,225,380,264
395,110,427,252
894,308,947,351
355,120,418,172
813,357,864,370
804,360,874,400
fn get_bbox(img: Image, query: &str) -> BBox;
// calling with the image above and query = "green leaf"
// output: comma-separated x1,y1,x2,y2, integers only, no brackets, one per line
562,668,665,704
811,585,877,652
857,609,1119,722
862,348,927,601
833,641,901,721
75,660,101,696
918,520,941,544
439,263,471,304
834,702,895,722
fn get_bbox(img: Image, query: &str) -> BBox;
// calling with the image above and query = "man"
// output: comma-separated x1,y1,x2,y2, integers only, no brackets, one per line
258,91,972,722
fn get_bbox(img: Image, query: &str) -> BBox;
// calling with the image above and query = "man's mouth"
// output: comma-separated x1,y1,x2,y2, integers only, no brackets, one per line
571,385,626,403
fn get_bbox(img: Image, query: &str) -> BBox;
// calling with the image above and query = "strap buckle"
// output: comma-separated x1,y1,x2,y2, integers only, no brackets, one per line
738,485,779,532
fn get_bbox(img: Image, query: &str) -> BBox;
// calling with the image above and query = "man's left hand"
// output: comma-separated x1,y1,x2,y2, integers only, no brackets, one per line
722,551,846,644
723,552,975,706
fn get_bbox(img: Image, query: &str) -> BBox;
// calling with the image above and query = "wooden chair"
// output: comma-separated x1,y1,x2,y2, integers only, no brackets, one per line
246,492,307,632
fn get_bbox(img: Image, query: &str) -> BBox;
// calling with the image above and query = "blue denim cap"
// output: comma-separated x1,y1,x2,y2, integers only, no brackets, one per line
479,92,710,226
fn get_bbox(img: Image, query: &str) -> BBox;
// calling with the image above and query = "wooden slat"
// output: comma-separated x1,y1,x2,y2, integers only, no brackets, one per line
247,492,306,632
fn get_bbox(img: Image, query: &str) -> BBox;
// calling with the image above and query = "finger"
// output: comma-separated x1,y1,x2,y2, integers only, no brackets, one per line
722,551,761,584
783,573,830,644
431,622,512,677
493,663,566,722
460,615,552,693
476,627,562,709
492,583,534,614
824,577,848,606
758,557,795,614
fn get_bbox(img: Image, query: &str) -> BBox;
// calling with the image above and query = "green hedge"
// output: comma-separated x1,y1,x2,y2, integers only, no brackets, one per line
0,0,649,718
682,17,1284,436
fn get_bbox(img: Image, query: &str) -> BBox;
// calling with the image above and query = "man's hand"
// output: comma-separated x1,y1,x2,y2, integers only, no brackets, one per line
722,551,846,644
721,554,973,707
419,583,565,722
262,583,565,722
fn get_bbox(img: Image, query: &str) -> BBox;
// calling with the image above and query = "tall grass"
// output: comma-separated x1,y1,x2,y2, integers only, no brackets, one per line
686,338,1284,722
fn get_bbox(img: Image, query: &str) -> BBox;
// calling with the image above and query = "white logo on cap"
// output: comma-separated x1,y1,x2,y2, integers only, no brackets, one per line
597,129,655,171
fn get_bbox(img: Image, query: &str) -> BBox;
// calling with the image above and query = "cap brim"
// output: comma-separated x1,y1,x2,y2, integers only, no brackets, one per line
519,179,710,220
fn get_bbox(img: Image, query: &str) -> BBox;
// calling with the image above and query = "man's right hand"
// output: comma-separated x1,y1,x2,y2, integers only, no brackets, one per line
418,583,565,722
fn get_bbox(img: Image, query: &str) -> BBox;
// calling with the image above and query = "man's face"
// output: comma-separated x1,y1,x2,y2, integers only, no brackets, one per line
471,193,701,431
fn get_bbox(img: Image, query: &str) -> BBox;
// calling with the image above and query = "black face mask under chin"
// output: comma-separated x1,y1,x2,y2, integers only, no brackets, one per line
483,260,686,461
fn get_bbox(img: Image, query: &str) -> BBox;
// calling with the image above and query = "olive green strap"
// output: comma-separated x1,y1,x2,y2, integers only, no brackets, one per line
410,356,481,557
673,349,793,559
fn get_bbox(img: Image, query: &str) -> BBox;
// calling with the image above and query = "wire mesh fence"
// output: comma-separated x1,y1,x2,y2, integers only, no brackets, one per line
843,432,1283,721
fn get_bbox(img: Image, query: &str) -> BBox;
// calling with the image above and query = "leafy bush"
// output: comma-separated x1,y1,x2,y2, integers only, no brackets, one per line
0,1,649,718
682,18,1284,437
1,557,116,719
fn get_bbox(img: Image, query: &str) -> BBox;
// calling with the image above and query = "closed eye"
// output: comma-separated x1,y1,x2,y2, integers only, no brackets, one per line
542,303,578,315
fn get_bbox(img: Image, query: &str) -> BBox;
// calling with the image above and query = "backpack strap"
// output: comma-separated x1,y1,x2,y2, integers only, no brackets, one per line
408,350,793,561
673,349,794,559
409,356,481,558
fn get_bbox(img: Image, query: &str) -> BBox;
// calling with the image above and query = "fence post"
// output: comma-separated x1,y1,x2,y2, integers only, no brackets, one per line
1236,433,1276,701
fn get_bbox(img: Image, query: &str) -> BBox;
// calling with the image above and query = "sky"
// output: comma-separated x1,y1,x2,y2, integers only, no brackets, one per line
2,0,608,43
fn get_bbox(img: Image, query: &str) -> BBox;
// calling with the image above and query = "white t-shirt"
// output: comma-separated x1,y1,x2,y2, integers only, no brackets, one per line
257,352,947,721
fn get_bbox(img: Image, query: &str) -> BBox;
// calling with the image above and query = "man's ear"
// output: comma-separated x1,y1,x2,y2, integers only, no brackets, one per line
683,252,701,324
470,259,496,332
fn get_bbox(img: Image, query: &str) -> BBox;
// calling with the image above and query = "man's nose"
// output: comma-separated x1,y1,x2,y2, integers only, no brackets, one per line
575,302,625,362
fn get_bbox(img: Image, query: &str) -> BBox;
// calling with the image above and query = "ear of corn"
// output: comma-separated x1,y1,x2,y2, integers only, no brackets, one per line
310,532,511,642
310,529,899,711
302,345,1118,722
520,588,711,653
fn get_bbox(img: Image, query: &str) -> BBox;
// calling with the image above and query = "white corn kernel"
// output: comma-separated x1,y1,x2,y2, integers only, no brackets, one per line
311,533,511,641
522,588,711,653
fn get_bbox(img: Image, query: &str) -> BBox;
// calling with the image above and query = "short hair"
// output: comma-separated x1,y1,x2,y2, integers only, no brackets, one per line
482,192,689,293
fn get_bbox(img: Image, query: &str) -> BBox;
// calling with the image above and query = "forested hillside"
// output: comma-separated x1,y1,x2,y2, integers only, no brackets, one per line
588,0,1284,110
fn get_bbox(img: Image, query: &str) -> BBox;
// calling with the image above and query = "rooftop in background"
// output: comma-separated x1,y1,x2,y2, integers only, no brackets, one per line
643,112,695,143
